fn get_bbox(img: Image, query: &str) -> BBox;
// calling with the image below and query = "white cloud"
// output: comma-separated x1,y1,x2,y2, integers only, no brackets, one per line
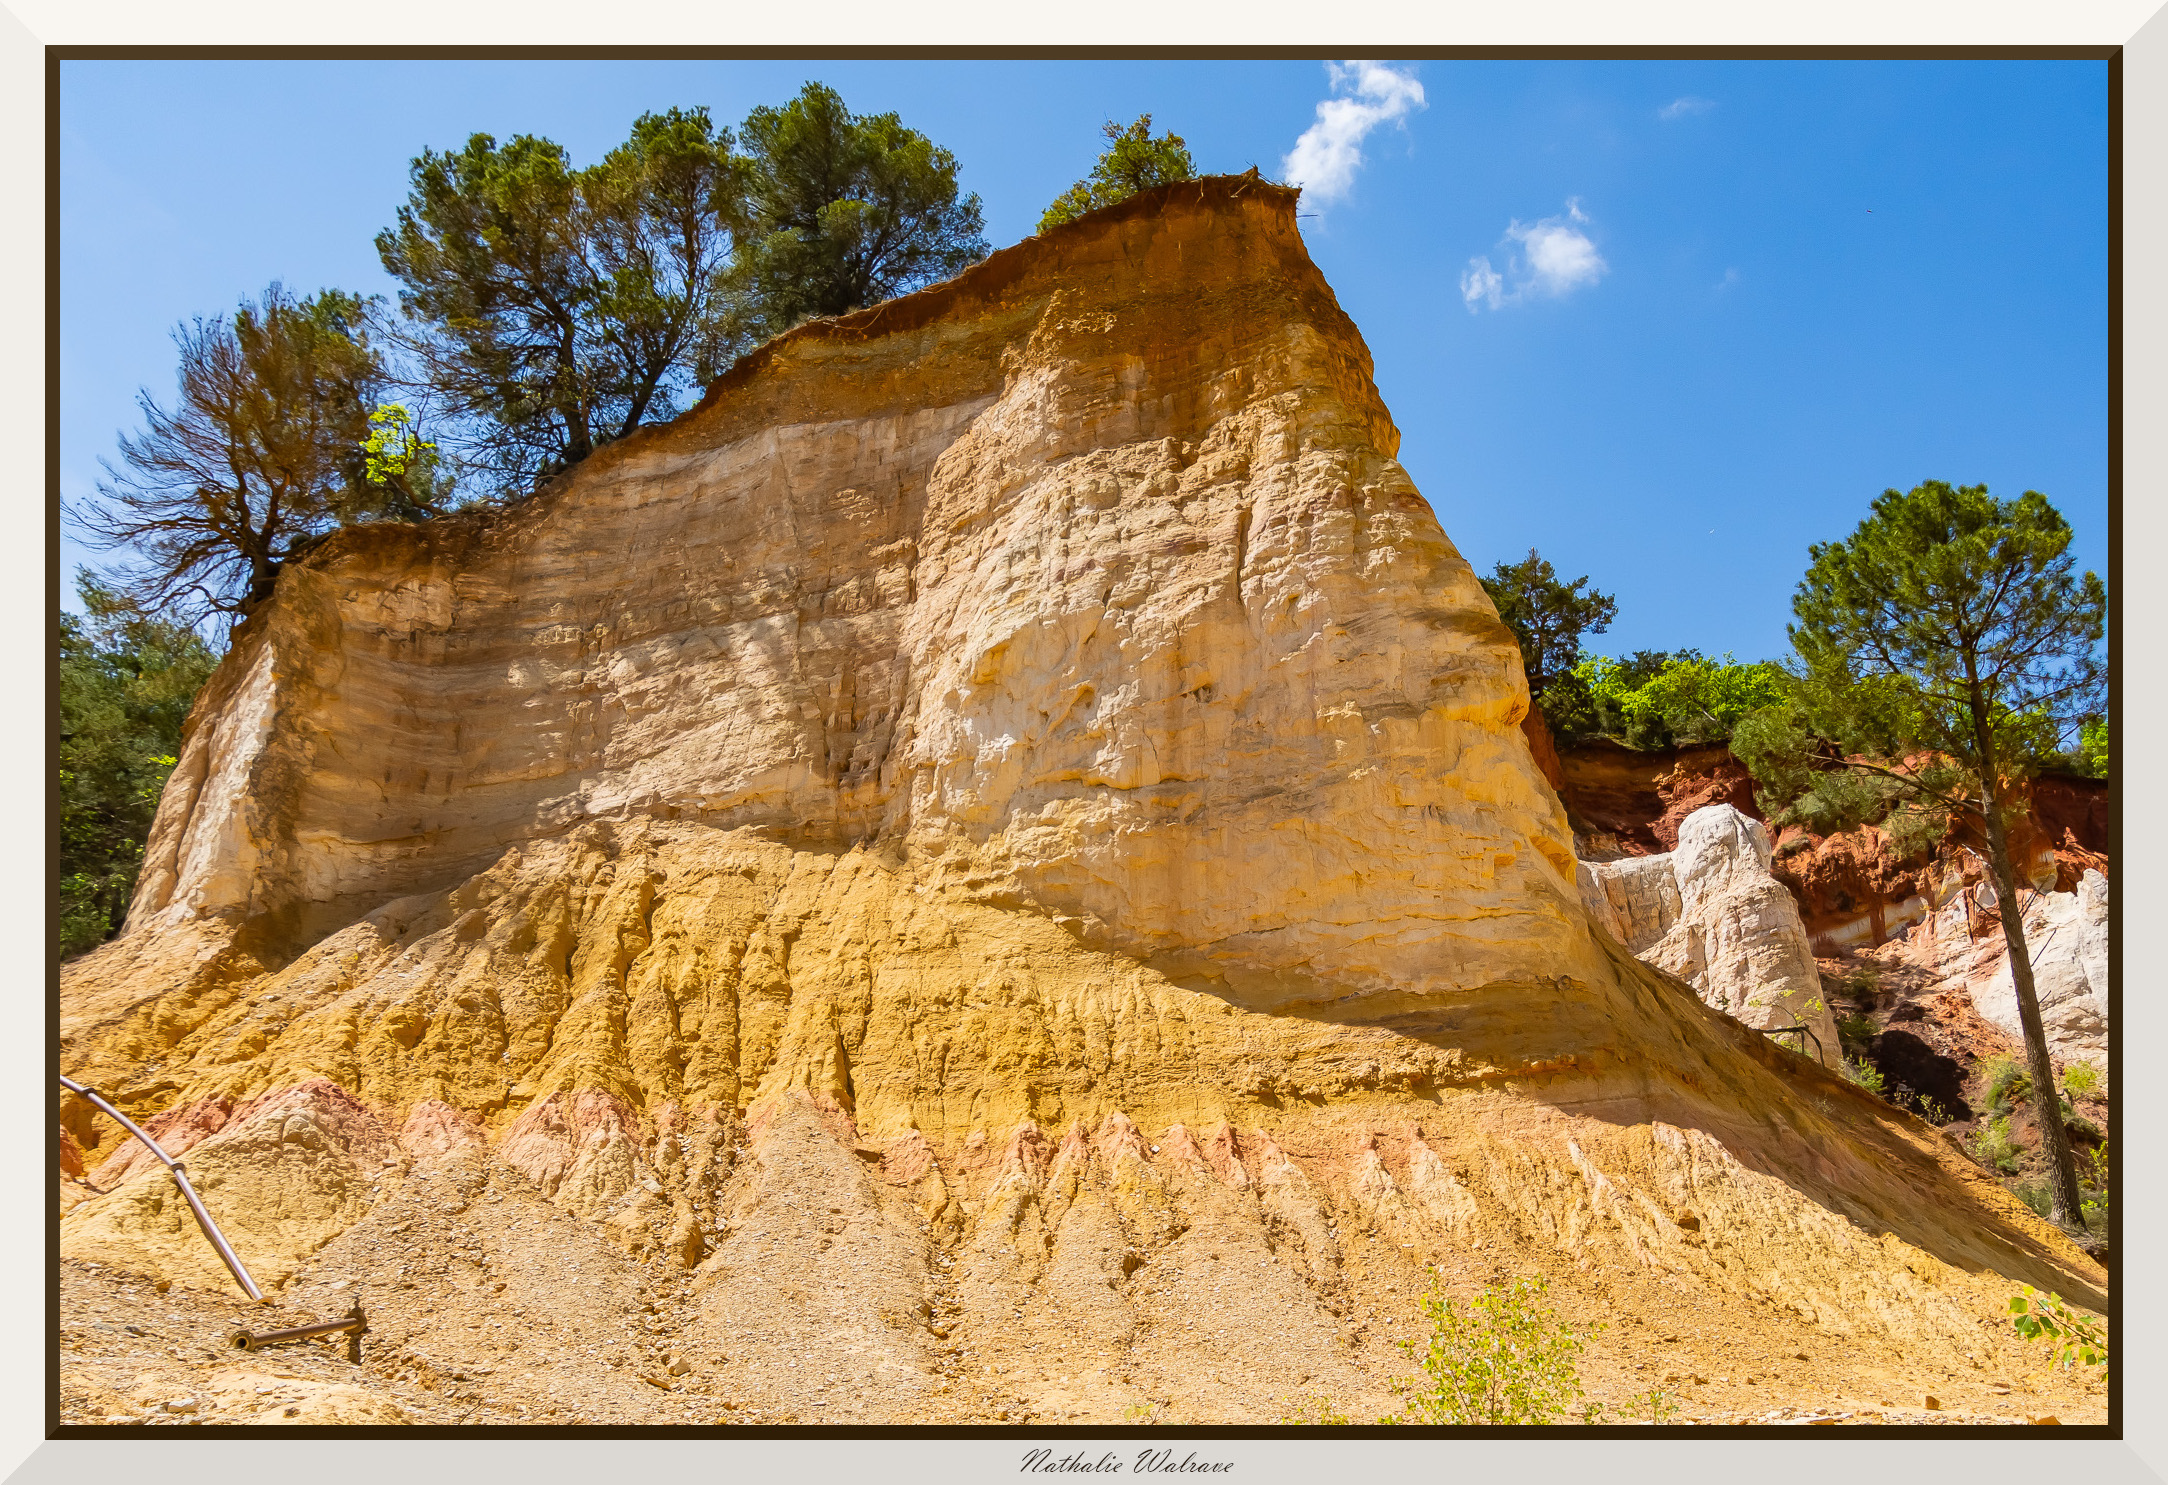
1460,199,1609,312
1659,95,1715,121
1281,60,1427,204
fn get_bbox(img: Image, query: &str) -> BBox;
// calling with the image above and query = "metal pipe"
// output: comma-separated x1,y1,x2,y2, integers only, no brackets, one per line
59,1074,264,1303
230,1304,366,1353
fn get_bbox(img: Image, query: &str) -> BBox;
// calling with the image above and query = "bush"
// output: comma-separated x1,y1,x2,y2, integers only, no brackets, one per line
1980,1055,2029,1115
1038,115,1197,232
1843,1059,1888,1097
2008,1287,2108,1381
1836,1013,1878,1048
1969,1116,2023,1176
1393,1272,1596,1425
2061,1063,2101,1100
1913,1093,1955,1126
1572,650,1790,749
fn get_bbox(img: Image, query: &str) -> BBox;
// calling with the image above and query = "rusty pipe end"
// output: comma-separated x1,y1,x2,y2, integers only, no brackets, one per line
228,1328,257,1352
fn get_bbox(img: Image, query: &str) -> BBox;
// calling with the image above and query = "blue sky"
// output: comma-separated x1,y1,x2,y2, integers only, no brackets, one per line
58,58,2109,662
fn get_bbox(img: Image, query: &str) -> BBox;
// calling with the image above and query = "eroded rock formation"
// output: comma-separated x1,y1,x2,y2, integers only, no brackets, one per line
57,179,2102,1427
1580,805,1841,1064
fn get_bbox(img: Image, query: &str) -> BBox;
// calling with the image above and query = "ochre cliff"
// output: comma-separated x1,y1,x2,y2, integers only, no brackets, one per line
58,180,2102,1427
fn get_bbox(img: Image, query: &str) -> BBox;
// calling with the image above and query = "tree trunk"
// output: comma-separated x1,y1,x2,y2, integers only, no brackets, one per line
1979,790,2090,1234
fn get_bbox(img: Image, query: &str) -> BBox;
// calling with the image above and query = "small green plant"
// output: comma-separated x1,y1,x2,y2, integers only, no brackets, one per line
1968,1116,2022,1176
2077,1140,2110,1233
1914,1094,1953,1126
1627,1385,1681,1423
1843,1059,1888,1097
1392,1271,1597,1425
1121,1399,1168,1424
2061,1063,2101,1099
2011,1177,2054,1220
1980,1054,2030,1114
1835,1012,1878,1047
2009,1288,2108,1381
1277,1393,1352,1425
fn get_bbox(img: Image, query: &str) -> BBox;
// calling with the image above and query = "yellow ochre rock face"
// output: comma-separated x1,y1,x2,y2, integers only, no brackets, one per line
59,180,2102,1426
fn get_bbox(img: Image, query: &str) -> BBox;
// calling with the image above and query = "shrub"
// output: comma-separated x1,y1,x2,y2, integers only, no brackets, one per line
2011,1178,2054,1220
1572,650,1789,749
2062,1063,2101,1100
1969,1116,2022,1176
1843,1059,1888,1097
1393,1271,1596,1425
1980,1055,2029,1114
1835,1013,1878,1048
2008,1287,2108,1381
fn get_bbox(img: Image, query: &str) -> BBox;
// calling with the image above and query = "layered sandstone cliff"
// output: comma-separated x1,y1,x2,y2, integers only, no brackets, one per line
58,180,2102,1427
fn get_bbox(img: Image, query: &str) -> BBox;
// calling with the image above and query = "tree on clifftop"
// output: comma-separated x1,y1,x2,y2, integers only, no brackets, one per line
1479,549,1617,732
1734,480,2105,1235
74,284,414,622
726,83,988,342
1038,115,1198,233
376,108,741,495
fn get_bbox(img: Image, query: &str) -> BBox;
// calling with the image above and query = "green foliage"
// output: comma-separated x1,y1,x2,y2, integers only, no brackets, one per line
2011,1177,2054,1220
377,107,740,495
76,284,403,621
1835,1012,1878,1047
1755,481,2103,820
1969,1116,2022,1176
1843,1059,1888,1097
1981,1054,2030,1115
1277,1393,1352,1425
727,83,988,344
59,572,222,958
1573,650,1790,749
1392,1271,1596,1425
1913,1093,1955,1127
2077,1141,2110,1232
1625,1386,1681,1424
1038,115,1198,232
359,402,451,518
2061,1062,2101,1100
1479,550,1616,737
2008,1288,2108,1380
2074,716,2109,778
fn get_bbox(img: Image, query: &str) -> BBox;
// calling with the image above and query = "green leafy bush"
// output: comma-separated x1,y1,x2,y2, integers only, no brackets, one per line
1393,1272,1596,1425
1969,1116,2023,1176
1980,1054,2030,1115
1835,1013,1878,1048
1038,115,1197,232
2061,1063,2101,1100
2009,1287,2108,1380
1843,1058,1887,1097
2072,716,2108,778
1571,650,1790,749
2012,1178,2053,1220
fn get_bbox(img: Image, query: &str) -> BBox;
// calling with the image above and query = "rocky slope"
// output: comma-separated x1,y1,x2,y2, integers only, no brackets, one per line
57,178,2102,1427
